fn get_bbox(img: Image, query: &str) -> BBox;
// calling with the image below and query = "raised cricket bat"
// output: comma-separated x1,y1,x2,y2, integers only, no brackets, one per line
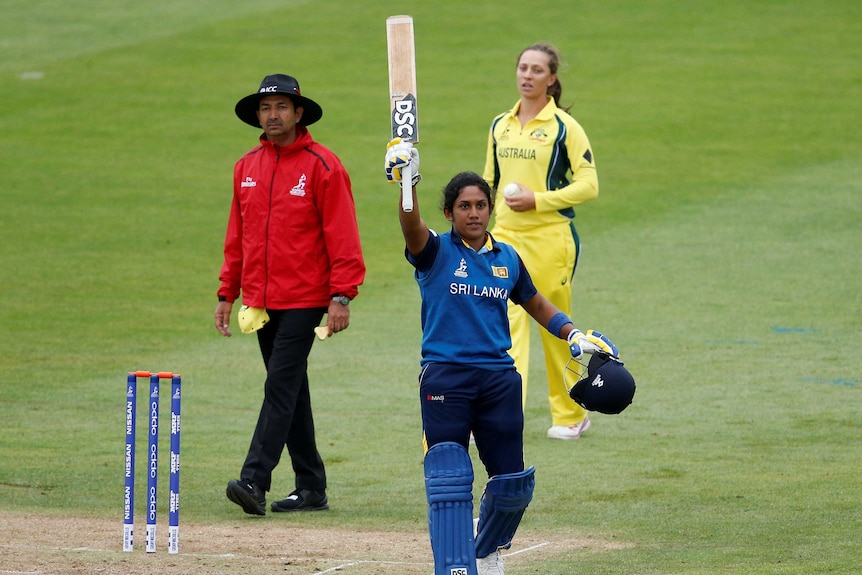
386,15,418,212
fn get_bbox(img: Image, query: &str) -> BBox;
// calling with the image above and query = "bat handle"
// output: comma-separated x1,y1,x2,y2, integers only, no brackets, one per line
401,164,414,212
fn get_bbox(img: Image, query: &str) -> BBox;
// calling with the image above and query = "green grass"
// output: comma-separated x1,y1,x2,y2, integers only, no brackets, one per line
1,1,861,573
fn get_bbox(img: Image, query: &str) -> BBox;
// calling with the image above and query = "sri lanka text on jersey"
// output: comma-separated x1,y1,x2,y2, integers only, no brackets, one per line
449,283,509,300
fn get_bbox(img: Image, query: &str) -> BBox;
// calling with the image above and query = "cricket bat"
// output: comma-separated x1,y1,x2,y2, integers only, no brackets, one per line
386,15,418,212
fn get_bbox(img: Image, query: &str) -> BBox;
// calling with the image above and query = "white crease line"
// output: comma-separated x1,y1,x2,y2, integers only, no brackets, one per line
314,560,431,575
315,561,363,574
309,542,552,575
504,541,552,556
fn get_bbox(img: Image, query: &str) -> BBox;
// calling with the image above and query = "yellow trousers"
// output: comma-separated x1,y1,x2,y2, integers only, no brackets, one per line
492,221,586,426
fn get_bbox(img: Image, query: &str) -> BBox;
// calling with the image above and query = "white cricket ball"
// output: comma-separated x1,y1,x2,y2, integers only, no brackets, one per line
503,183,520,198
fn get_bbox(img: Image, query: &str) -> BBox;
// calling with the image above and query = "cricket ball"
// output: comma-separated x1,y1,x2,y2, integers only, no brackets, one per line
503,183,520,198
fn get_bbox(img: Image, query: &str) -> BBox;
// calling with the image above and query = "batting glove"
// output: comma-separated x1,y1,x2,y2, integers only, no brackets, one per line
585,330,619,357
385,137,421,187
568,329,619,359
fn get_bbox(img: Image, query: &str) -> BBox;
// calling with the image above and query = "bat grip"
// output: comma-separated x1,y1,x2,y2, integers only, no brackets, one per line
401,164,414,212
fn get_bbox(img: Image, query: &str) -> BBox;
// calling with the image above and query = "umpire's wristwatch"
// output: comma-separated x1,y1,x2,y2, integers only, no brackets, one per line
331,295,351,306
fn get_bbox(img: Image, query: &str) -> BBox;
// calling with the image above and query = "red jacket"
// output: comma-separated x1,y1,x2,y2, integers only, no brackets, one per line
218,128,365,309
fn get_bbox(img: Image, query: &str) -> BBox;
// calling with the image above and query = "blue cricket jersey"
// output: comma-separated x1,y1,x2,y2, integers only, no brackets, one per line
406,228,538,370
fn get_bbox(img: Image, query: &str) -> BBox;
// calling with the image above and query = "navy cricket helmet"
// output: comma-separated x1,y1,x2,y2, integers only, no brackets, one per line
569,353,636,415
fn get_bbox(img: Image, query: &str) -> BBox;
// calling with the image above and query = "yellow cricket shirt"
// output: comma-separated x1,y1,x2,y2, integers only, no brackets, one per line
483,98,598,231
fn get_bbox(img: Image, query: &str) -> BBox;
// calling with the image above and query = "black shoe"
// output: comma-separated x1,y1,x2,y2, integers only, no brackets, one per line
226,479,266,515
271,488,329,512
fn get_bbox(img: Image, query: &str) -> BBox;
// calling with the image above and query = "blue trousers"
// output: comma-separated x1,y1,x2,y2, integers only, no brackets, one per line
419,362,524,477
240,307,327,493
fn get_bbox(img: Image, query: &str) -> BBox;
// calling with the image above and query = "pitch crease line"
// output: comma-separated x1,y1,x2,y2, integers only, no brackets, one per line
312,559,432,575
505,541,552,556
308,542,551,574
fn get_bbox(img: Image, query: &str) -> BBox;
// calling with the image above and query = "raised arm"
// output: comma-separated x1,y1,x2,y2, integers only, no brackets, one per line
385,138,429,256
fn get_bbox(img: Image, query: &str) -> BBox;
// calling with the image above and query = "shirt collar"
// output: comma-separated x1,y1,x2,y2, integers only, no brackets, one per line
510,97,558,121
449,228,498,254
259,125,310,150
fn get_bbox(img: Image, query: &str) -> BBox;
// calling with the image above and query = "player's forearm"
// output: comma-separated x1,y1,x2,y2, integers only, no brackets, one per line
399,188,428,255
523,294,571,336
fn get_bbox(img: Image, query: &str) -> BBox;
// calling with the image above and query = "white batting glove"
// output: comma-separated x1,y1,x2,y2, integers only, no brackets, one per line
385,138,421,186
568,329,619,359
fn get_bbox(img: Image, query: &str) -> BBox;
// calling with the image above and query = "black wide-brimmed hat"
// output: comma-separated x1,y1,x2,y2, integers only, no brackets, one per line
235,74,323,128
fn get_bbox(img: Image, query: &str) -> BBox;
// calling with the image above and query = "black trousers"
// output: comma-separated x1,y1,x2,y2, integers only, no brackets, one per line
240,307,327,493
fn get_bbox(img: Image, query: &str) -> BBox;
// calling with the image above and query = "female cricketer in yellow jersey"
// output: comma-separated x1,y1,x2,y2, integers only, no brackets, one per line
483,43,600,440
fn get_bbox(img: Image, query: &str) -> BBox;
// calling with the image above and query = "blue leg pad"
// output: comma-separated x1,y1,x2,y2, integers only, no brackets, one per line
425,442,477,575
474,466,535,558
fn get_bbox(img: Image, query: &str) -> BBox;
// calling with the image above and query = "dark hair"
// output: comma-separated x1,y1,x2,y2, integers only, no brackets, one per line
441,172,494,213
517,43,569,111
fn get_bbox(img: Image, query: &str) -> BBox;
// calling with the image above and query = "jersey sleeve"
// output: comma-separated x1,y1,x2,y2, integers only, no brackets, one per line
319,159,366,299
509,254,538,305
483,116,504,189
405,228,439,272
533,118,599,212
217,165,245,302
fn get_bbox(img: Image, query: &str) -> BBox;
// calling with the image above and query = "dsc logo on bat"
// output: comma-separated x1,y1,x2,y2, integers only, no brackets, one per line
392,94,417,140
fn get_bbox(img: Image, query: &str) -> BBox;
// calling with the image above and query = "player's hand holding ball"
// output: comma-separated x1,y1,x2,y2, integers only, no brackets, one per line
385,137,421,186
503,183,521,198
568,329,619,359
501,181,536,212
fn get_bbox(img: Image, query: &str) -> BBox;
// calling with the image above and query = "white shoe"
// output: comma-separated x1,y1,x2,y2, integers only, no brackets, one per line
476,550,504,575
547,415,591,440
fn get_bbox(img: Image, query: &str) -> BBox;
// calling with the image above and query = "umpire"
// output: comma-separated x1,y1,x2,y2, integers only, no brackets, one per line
214,74,365,515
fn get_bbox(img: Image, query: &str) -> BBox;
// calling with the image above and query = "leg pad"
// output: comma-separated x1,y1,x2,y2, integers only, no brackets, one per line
425,442,477,575
474,466,535,558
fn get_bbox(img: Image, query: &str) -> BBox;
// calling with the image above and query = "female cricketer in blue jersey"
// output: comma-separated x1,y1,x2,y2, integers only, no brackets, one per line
384,139,618,575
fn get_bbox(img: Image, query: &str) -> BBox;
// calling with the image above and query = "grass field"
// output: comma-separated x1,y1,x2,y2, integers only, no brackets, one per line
1,1,861,574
